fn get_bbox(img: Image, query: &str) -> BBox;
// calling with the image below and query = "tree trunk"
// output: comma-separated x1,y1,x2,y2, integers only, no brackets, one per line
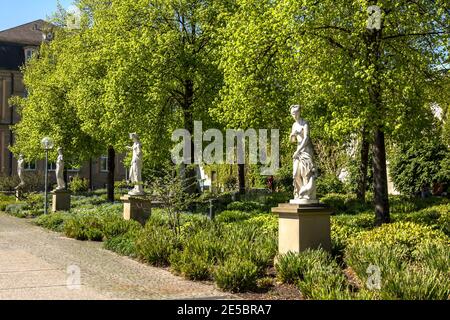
367,15,390,225
182,79,199,195
238,163,245,195
373,128,390,225
107,146,115,202
357,128,369,201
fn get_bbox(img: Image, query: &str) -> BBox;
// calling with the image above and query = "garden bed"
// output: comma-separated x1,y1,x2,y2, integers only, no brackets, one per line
1,191,449,300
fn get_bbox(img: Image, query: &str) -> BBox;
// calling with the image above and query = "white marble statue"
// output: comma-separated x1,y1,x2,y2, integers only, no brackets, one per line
15,154,25,189
127,133,144,195
54,147,66,190
290,105,317,203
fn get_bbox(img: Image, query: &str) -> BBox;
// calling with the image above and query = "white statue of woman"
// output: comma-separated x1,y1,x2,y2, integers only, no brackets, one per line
127,133,144,195
290,105,317,203
15,154,25,189
54,147,66,190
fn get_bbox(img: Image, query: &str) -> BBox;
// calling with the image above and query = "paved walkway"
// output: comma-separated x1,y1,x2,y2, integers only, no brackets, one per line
0,213,234,300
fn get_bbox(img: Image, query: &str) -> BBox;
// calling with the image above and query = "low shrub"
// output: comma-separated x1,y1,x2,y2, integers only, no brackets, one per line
214,256,259,292
35,212,68,232
25,193,43,211
345,222,450,300
275,250,351,299
226,201,264,212
104,229,140,257
215,210,256,223
169,251,211,280
246,214,278,233
69,176,89,193
5,203,28,217
380,266,450,300
135,223,180,266
321,193,372,215
316,174,344,195
63,214,104,241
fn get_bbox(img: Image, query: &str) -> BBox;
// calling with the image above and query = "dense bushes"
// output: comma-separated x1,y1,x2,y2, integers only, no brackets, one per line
5,189,450,298
276,250,352,299
214,256,259,292
390,139,449,196
69,176,89,193
316,174,345,195
345,222,450,300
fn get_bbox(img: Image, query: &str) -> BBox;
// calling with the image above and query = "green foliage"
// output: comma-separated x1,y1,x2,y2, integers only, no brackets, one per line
5,203,29,218
104,229,141,257
69,176,89,193
170,251,211,281
215,210,256,223
214,256,259,293
321,193,372,215
35,212,68,232
345,222,450,300
0,195,17,211
275,250,351,299
63,214,104,241
390,139,450,195
25,193,43,211
316,174,344,196
226,201,264,212
135,223,181,266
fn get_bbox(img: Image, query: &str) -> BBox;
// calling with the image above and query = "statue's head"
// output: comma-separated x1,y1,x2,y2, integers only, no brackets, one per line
57,147,63,154
18,154,23,160
129,132,140,142
290,105,301,120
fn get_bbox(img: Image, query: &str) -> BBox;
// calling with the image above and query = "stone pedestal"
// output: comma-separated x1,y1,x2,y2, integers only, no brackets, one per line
120,195,151,225
271,203,332,254
51,190,71,212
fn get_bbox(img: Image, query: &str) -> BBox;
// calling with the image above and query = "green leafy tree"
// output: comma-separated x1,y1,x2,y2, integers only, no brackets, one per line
214,0,449,225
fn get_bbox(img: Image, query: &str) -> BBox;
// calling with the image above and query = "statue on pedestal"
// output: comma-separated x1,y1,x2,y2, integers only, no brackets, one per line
15,154,25,190
127,133,144,196
289,105,317,203
54,147,66,190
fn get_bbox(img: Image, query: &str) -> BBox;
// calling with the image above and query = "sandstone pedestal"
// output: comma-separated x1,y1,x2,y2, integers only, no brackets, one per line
120,195,151,225
272,203,332,254
51,190,71,212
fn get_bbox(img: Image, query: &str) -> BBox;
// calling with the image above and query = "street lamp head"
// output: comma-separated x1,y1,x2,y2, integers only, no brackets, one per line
41,137,54,150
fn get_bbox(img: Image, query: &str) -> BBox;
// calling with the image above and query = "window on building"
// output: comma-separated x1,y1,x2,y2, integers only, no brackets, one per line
24,48,35,61
48,162,56,171
100,155,108,172
24,161,36,171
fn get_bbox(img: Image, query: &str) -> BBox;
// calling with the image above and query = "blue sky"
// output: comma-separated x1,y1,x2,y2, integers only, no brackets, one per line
0,0,74,31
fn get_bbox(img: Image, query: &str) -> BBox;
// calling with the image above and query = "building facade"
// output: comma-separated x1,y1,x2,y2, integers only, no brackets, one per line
0,20,126,189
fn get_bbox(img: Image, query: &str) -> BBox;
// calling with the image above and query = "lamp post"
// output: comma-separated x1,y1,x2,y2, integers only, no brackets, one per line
41,137,54,214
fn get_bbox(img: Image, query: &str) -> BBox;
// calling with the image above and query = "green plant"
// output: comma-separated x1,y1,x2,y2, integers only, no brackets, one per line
214,256,259,292
5,203,28,217
104,229,140,257
390,139,450,196
169,251,211,280
135,223,180,266
69,176,89,193
35,212,68,231
63,214,104,241
226,201,264,212
25,193,43,211
316,174,344,195
215,210,256,223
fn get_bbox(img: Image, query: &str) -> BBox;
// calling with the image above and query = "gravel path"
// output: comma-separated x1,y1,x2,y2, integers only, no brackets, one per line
0,213,234,300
